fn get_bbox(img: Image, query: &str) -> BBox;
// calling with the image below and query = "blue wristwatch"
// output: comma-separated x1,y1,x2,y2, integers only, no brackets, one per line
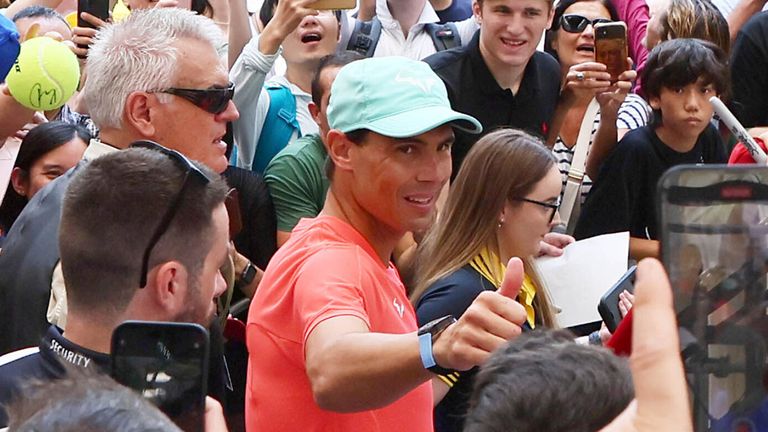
418,315,456,375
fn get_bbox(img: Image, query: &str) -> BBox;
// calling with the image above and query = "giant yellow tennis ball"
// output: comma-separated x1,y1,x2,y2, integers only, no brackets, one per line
6,37,80,111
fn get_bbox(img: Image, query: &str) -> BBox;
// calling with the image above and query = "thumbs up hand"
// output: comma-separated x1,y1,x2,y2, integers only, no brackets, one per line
431,258,528,372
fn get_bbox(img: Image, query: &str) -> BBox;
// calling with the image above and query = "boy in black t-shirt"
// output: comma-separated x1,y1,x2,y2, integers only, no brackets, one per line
574,39,729,260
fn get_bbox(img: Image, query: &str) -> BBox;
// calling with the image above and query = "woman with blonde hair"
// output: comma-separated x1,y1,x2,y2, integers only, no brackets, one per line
646,0,730,55
411,128,569,432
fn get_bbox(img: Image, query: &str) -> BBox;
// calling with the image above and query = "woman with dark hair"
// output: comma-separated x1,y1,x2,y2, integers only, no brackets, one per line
544,0,639,212
411,128,569,432
0,121,90,238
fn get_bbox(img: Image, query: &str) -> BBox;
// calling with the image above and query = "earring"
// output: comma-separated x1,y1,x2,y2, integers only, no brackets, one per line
498,218,504,229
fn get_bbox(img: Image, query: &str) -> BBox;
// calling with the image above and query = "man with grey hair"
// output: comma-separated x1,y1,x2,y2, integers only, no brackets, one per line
0,7,239,355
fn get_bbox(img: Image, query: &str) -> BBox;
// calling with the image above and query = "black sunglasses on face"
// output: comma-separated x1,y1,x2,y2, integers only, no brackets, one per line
130,141,213,288
560,14,613,33
513,197,561,224
161,82,235,114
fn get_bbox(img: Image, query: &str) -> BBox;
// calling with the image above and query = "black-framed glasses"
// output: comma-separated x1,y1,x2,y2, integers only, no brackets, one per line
131,140,212,288
560,14,612,33
161,82,235,114
513,197,561,224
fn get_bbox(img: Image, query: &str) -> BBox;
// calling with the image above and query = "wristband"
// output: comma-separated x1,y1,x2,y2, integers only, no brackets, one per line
418,332,436,369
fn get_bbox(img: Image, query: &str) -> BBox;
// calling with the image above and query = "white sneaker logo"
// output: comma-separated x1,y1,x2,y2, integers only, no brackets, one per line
393,298,405,318
394,71,437,93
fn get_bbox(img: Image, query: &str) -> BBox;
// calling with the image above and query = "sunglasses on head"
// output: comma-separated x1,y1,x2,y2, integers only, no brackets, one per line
560,14,612,33
161,82,235,114
130,140,213,288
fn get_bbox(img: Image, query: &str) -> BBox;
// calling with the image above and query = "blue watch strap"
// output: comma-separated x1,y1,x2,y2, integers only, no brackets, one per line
419,332,436,369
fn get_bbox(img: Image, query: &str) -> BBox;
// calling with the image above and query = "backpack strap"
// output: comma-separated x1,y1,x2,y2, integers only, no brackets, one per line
252,85,301,174
346,16,382,57
424,22,461,51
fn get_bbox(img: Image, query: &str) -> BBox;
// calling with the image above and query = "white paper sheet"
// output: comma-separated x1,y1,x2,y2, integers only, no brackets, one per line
533,232,629,328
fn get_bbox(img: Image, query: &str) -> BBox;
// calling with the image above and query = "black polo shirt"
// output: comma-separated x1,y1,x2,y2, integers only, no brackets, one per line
0,325,111,427
424,31,561,177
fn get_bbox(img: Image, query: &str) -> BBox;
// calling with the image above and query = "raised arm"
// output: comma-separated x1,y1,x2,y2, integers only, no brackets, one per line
304,258,528,412
226,0,252,70
585,65,636,179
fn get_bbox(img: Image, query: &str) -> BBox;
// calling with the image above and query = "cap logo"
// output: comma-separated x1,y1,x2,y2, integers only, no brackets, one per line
394,70,437,93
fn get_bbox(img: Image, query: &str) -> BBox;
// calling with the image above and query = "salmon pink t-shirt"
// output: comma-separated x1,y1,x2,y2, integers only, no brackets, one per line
245,215,433,431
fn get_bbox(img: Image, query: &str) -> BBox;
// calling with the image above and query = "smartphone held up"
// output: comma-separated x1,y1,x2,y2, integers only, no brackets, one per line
111,321,210,432
594,22,627,82
310,0,355,9
77,0,109,29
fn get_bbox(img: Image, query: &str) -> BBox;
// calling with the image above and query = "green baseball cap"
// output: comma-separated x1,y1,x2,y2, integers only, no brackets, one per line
327,56,482,138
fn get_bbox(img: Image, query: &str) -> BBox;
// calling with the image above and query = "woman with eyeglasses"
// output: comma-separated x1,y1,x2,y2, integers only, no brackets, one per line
543,0,640,205
410,129,568,432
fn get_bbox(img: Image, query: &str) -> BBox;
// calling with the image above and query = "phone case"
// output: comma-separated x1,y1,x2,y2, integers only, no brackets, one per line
77,0,109,29
311,0,355,9
598,266,635,333
594,22,627,82
658,165,768,431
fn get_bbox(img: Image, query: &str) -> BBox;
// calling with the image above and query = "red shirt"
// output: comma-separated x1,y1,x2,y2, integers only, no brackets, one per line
728,137,768,164
245,215,433,431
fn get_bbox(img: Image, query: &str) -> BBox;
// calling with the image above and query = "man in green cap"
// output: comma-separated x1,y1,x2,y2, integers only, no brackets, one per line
244,56,530,431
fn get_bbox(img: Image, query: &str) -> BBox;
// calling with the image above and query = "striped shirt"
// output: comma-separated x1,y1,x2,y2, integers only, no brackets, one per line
617,93,651,131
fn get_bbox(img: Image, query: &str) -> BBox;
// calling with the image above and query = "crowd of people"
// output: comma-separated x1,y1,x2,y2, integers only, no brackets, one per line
0,0,766,430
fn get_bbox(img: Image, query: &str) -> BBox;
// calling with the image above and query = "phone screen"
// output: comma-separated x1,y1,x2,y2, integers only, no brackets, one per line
659,165,768,431
594,23,627,82
111,321,209,432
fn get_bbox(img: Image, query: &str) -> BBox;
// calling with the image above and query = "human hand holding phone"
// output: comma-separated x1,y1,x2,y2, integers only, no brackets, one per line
595,62,634,113
73,8,108,58
598,266,636,332
599,258,692,432
259,0,319,54
562,62,612,105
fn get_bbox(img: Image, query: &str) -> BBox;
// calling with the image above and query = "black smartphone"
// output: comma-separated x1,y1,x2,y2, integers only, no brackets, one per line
659,165,768,431
76,0,108,57
598,265,636,333
594,22,628,82
111,321,210,432
77,0,109,28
